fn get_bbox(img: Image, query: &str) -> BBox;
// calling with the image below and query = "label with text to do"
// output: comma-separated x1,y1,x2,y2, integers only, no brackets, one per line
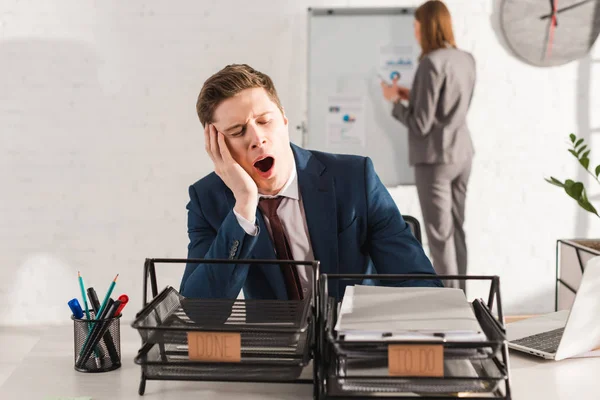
187,332,241,362
388,344,444,377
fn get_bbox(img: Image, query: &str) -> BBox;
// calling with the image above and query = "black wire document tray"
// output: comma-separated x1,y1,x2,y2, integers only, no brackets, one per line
316,274,512,400
132,258,320,396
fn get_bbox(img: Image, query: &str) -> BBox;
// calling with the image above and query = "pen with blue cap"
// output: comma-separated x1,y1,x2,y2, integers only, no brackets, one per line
68,297,102,368
67,299,100,368
68,298,84,319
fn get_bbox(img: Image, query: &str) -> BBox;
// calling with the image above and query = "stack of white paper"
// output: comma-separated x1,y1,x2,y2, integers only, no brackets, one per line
335,285,486,342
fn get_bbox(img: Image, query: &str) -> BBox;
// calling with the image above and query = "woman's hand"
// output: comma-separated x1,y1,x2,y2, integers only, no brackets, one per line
380,77,410,102
396,84,410,101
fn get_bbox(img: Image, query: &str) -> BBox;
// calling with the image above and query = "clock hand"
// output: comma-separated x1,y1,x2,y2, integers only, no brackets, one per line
540,0,594,20
545,0,559,60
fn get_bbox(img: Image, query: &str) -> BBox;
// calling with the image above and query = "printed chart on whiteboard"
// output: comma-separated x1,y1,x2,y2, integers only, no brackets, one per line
378,44,417,87
326,95,366,147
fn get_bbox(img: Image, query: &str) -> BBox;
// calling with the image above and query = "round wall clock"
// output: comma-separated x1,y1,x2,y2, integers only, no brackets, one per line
500,0,600,67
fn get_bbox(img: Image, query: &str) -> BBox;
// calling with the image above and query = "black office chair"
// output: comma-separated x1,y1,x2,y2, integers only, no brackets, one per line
403,215,422,244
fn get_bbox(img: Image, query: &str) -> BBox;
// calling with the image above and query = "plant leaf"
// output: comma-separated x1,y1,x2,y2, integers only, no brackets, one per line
577,190,599,217
563,182,600,217
596,165,600,178
582,204,599,217
545,177,564,187
575,138,584,148
580,157,590,169
570,133,576,143
578,200,598,216
577,145,587,156
569,149,579,158
582,150,590,159
564,182,583,200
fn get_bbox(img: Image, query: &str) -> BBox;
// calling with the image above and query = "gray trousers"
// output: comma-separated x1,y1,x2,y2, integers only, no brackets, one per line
414,158,472,292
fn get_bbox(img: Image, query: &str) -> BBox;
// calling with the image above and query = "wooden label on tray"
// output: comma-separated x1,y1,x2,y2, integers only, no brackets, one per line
388,344,444,377
187,331,241,362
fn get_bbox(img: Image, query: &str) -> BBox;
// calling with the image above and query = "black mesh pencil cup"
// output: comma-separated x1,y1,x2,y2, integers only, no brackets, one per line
73,310,122,372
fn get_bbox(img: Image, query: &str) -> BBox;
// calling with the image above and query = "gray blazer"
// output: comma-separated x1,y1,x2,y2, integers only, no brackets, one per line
392,47,476,165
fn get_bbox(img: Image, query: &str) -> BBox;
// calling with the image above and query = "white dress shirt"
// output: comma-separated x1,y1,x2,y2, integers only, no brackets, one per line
233,163,315,296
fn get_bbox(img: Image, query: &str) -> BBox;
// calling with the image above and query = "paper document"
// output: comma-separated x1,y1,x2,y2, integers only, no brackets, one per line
326,95,366,147
335,285,485,342
378,43,417,87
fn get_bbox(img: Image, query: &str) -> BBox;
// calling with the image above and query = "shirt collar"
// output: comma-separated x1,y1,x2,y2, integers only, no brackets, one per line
258,159,299,201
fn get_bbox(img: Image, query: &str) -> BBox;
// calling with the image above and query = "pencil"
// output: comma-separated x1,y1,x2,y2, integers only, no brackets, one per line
78,271,101,367
95,274,119,320
77,271,91,320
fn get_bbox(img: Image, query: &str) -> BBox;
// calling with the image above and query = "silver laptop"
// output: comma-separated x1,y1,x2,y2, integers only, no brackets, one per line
507,256,600,360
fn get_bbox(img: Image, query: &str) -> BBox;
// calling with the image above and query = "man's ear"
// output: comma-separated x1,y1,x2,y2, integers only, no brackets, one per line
282,108,289,126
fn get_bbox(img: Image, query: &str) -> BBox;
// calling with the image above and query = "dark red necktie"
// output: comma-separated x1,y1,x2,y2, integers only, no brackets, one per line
258,197,303,300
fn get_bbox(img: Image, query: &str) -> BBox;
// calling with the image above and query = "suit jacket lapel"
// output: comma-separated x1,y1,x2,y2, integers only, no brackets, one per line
292,144,338,278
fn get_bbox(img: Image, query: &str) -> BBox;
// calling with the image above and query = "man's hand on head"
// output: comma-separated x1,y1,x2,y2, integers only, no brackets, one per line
204,123,258,221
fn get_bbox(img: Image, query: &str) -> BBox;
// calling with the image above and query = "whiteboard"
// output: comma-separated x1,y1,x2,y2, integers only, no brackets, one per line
306,7,419,186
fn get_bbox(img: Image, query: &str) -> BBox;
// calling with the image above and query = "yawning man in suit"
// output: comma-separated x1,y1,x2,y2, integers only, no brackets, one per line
180,64,441,301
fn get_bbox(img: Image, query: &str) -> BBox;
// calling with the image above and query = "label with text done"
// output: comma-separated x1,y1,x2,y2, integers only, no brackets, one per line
388,344,444,377
187,331,241,363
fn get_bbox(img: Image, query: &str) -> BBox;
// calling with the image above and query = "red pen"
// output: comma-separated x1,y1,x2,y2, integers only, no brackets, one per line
114,294,129,316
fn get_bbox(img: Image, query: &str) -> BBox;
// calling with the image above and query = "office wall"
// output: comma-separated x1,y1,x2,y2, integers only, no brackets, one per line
1,0,599,325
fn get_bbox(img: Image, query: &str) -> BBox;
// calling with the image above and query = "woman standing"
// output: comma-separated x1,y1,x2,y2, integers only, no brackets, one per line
381,0,475,291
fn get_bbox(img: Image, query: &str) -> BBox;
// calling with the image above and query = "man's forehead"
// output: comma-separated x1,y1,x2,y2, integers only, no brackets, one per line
213,93,277,124
218,108,273,119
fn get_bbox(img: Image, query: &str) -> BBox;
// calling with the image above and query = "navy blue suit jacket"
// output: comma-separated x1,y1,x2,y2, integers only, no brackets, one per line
180,144,441,300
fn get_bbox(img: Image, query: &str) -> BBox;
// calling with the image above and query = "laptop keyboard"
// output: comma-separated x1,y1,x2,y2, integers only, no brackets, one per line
512,327,565,354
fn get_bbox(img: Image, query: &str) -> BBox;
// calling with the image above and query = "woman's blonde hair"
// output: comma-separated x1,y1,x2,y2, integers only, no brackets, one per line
415,1,456,60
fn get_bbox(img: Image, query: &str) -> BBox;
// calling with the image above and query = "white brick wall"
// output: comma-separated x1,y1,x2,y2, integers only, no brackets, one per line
1,0,599,325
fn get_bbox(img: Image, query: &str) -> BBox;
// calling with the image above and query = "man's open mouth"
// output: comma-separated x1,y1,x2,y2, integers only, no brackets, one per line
253,156,275,174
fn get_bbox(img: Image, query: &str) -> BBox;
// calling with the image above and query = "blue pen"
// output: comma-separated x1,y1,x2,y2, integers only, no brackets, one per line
68,298,84,319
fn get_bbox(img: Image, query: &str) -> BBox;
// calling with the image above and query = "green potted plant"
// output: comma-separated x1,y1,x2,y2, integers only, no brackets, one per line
546,134,600,311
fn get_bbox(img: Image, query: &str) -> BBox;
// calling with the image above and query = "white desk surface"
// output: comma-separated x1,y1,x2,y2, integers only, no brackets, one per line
1,324,599,400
